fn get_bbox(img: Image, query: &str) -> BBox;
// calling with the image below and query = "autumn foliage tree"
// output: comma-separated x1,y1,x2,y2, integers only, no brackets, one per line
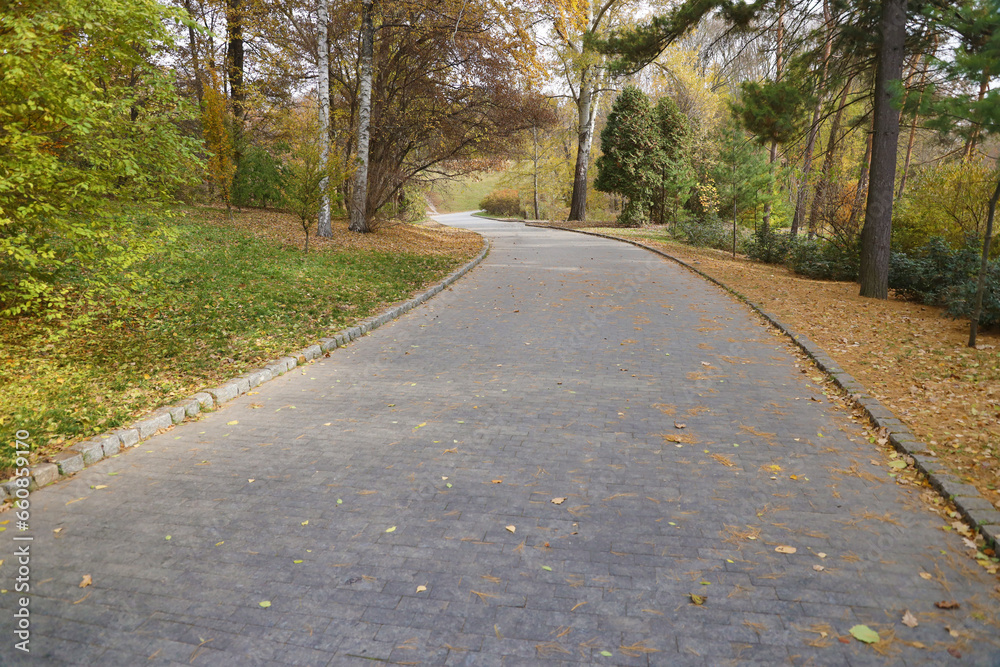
0,0,202,318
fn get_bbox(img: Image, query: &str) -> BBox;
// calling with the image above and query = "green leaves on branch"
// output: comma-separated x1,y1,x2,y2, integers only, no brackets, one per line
0,0,202,319
595,86,693,227
733,81,810,146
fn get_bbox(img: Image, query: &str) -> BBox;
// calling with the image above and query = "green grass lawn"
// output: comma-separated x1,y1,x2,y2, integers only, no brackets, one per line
0,207,480,472
427,172,505,213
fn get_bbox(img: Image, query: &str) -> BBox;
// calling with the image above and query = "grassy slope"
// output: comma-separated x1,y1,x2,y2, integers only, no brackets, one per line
426,172,504,213
0,207,481,471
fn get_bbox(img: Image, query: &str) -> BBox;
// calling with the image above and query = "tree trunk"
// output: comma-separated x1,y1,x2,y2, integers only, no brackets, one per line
791,0,831,237
226,0,244,165
968,176,999,347
848,125,874,234
962,75,989,161
859,0,907,299
317,0,331,237
568,70,599,222
808,77,853,236
349,0,375,233
184,0,204,105
760,1,784,235
532,126,540,220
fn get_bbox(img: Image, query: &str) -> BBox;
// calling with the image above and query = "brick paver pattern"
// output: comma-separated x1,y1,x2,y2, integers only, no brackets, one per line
3,213,999,666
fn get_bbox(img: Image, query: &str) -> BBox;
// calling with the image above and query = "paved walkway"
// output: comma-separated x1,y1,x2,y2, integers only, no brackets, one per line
3,213,999,666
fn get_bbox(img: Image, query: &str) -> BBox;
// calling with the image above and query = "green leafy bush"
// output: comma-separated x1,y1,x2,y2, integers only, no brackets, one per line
786,237,859,281
943,263,1000,327
888,237,981,303
743,227,793,264
888,236,999,327
479,189,522,217
233,146,286,209
673,217,734,251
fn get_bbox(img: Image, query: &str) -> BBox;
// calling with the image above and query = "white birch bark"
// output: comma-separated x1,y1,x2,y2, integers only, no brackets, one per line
349,0,374,233
317,0,331,237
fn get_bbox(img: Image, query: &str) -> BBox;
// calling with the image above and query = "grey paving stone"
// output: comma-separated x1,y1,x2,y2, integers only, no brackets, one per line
69,439,105,465
165,404,187,424
207,382,240,405
178,398,202,418
3,214,997,667
135,410,173,439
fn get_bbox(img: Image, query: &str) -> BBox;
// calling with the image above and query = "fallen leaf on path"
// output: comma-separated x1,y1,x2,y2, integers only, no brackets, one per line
948,647,962,658
541,565,552,571
416,585,427,593
551,497,566,505
775,545,797,554
689,594,705,605
165,535,171,541
301,520,309,526
901,610,918,628
215,541,224,546
813,565,825,572
258,601,271,608
385,526,396,533
674,422,686,429
491,479,502,484
248,479,255,483
945,625,960,638
935,601,960,610
79,575,92,588
53,528,63,535
849,625,879,644
92,485,108,490
919,572,932,580
227,421,238,425
505,525,516,533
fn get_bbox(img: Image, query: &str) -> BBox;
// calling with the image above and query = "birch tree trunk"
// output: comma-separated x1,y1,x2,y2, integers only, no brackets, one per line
349,0,374,233
859,0,907,299
317,0,331,237
568,69,599,222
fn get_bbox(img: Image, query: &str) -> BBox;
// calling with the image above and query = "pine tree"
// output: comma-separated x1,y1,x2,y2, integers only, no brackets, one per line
594,86,663,227
652,97,695,225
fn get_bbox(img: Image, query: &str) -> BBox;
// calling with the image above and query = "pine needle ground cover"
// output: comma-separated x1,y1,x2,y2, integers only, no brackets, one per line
594,226,1000,512
0,207,482,473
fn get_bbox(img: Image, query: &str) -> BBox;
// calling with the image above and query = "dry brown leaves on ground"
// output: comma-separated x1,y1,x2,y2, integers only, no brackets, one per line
589,227,999,512
196,206,482,257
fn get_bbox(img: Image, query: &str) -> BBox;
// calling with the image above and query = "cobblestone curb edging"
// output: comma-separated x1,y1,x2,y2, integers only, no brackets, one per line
2,238,490,499
529,223,1000,549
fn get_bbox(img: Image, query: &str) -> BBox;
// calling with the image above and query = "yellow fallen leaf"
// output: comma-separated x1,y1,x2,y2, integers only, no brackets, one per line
491,480,503,484
53,528,63,534
690,594,705,605
416,585,427,593
385,526,396,533
813,565,825,572
551,497,566,505
919,572,932,580
227,420,239,425
505,525,516,533
413,422,426,430
93,485,108,490
259,601,271,608
248,479,255,483
301,520,309,526
215,541,224,546
165,535,171,540
79,574,92,588
293,560,303,564
775,545,797,554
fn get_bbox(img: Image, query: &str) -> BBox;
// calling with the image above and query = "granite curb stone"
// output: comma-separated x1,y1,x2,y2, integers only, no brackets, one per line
530,223,1000,549
9,238,490,493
